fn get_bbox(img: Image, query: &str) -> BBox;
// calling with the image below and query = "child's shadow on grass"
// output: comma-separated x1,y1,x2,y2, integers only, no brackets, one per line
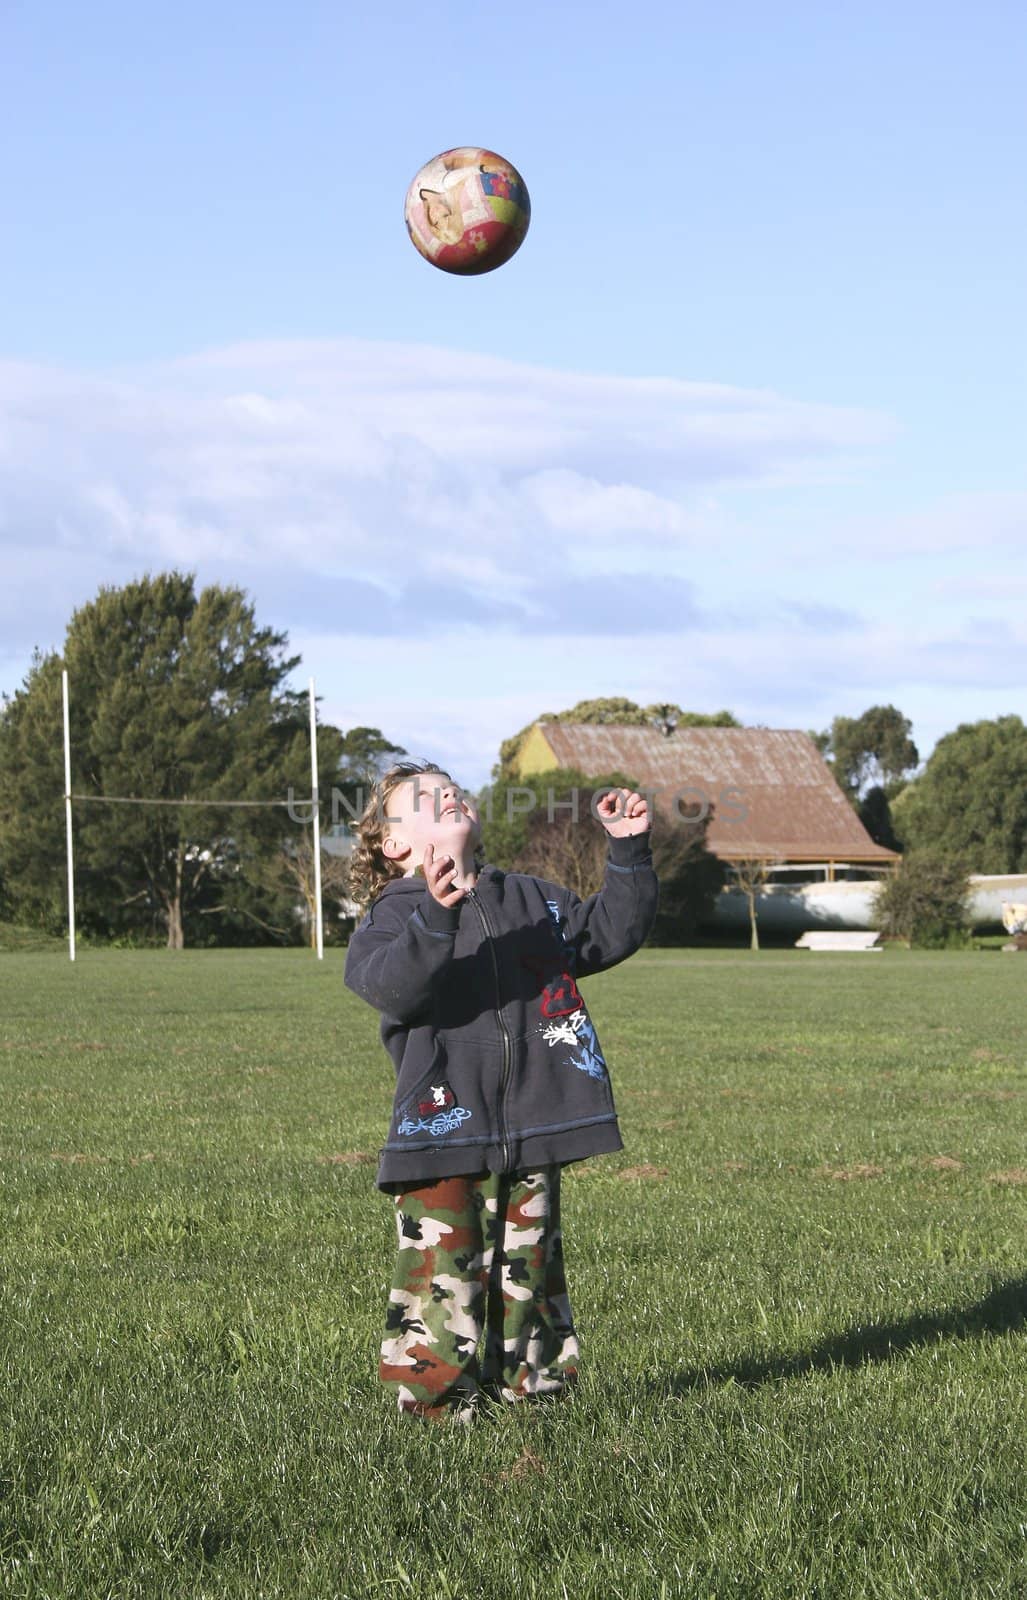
663,1276,1027,1392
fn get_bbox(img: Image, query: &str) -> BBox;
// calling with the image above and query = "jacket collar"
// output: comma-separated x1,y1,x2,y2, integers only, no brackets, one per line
376,864,504,899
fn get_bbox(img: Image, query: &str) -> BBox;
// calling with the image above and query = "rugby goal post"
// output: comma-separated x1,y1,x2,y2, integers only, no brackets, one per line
61,669,326,962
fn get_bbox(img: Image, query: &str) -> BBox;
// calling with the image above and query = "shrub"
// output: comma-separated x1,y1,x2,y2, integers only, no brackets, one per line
872,853,971,947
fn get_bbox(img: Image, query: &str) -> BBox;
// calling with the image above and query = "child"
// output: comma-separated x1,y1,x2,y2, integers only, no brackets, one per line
344,760,657,1421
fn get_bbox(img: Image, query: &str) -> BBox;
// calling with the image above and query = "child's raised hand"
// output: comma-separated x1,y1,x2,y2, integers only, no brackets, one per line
423,844,468,907
595,789,651,838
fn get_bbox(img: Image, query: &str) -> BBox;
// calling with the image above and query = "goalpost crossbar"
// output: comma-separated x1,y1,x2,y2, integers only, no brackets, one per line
71,795,298,807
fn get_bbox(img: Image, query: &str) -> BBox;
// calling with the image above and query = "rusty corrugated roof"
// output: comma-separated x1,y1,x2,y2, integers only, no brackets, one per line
526,724,898,862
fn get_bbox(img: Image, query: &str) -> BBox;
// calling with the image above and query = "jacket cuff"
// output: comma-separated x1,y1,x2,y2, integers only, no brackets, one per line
418,896,462,934
607,831,653,867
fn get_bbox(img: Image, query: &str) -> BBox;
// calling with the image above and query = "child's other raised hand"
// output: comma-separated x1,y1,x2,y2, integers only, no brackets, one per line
595,789,651,838
423,844,467,907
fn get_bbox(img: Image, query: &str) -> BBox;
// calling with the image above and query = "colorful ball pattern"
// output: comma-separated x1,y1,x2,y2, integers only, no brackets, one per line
404,148,530,276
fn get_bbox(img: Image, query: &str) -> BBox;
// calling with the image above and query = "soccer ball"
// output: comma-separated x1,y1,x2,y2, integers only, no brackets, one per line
404,148,530,276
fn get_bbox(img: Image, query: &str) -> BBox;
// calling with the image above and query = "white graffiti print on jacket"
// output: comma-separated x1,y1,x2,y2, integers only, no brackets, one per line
540,1009,607,1080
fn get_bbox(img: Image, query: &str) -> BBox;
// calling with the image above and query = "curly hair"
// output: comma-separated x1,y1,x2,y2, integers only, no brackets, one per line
348,759,467,913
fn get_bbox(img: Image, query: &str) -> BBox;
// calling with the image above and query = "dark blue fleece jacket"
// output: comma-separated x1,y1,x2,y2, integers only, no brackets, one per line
344,831,658,1189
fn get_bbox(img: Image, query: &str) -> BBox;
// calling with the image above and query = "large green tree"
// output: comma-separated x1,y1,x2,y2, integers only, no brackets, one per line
890,716,1027,872
813,705,919,849
814,704,919,796
0,574,349,947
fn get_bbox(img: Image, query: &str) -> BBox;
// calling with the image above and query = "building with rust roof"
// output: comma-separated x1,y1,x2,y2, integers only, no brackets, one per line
515,721,898,884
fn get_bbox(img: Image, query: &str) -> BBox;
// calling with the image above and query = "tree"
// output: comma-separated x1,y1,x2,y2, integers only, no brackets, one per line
478,765,722,943
813,705,919,848
0,648,66,933
647,809,725,945
890,716,1027,873
854,784,904,852
816,705,919,798
332,726,407,826
255,836,355,948
872,853,972,946
514,794,613,901
478,766,635,891
728,857,781,950
494,698,739,783
0,574,349,948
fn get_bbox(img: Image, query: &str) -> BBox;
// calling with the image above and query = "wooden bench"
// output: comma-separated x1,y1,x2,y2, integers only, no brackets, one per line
795,931,881,951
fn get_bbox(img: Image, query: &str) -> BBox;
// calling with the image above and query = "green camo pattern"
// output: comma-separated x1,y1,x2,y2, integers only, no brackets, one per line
380,1167,579,1422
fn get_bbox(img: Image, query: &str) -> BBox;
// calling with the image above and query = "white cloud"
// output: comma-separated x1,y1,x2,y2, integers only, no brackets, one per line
0,336,894,664
521,469,693,538
0,338,889,589
2,337,1023,781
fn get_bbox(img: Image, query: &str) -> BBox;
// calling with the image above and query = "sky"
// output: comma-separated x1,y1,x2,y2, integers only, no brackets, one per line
2,0,1025,788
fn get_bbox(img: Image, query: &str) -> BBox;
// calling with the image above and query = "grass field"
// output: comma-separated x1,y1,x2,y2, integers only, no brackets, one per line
2,946,1027,1599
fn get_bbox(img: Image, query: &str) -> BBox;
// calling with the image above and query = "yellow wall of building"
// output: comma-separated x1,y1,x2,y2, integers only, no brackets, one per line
515,724,557,779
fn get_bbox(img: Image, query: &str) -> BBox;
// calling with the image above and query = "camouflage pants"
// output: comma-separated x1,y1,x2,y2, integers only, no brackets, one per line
380,1166,579,1422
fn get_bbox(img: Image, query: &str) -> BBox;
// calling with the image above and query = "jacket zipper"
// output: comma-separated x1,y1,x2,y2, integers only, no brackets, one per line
467,885,513,1170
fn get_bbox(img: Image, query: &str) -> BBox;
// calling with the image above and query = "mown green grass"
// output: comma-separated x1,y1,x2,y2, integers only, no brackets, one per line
2,947,1027,1599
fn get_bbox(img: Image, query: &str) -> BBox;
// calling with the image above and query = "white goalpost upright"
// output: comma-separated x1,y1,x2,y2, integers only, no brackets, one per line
62,669,76,963
309,676,324,961
60,669,327,961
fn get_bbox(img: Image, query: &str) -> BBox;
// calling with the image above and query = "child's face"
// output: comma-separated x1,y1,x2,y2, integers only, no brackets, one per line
382,771,480,873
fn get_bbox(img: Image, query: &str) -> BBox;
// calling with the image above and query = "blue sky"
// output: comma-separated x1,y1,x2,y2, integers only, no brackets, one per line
2,0,1025,786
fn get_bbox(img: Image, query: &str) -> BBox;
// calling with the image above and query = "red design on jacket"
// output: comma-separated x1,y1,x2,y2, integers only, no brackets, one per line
522,956,584,1019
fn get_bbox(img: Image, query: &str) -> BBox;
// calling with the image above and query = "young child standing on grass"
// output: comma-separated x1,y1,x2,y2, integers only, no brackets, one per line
344,760,657,1421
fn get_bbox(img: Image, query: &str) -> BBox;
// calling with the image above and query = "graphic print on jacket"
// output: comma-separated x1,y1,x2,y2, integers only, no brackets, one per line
532,897,608,1081
519,955,584,1019
397,1071,473,1139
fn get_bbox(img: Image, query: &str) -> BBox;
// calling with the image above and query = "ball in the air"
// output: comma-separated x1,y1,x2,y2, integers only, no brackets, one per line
404,148,530,275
